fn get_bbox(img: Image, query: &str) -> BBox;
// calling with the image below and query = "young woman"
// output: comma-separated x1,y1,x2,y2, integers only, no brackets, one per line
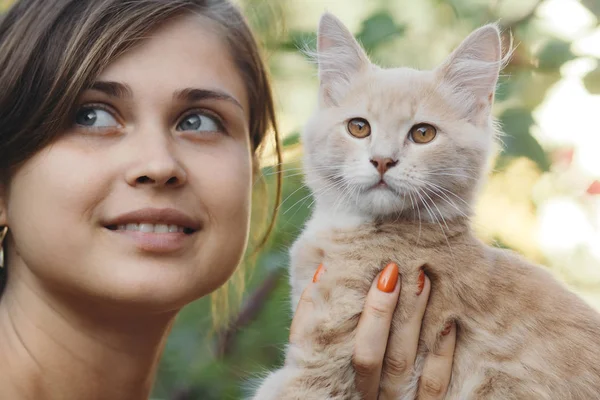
0,1,455,398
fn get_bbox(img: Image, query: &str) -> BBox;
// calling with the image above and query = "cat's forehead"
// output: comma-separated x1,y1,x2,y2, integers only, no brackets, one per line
342,66,462,123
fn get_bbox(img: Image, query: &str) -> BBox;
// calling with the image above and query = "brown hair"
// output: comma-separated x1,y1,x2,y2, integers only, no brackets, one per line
0,0,282,323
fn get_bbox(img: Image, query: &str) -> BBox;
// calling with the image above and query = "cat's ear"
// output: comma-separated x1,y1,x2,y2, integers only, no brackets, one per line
316,12,370,106
436,24,504,121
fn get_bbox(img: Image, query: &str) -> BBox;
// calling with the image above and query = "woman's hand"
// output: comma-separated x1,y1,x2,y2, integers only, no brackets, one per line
289,263,456,400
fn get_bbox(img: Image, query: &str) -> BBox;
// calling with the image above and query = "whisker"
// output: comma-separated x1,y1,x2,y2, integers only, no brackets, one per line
421,189,450,231
262,164,342,177
412,177,469,216
427,166,480,172
427,173,478,181
406,187,422,245
423,186,470,219
417,188,457,266
412,178,470,208
282,178,345,215
278,183,311,210
332,181,353,216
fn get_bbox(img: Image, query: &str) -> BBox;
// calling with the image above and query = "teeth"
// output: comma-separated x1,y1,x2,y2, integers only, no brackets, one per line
154,224,169,233
139,223,154,233
117,223,190,233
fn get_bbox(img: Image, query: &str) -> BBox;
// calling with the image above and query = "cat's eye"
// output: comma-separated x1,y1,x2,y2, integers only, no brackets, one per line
409,123,437,144
347,118,371,138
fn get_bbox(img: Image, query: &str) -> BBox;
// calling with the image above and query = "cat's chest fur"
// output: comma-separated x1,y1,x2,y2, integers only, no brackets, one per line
288,214,600,399
289,210,482,314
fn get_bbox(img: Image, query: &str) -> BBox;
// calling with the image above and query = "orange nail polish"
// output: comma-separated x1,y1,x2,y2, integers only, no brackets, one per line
416,270,425,295
377,262,399,293
312,264,325,283
441,321,453,336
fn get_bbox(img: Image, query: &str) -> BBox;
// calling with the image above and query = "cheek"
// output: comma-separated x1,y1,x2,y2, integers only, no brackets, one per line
5,146,109,281
308,125,375,189
408,134,478,190
8,146,107,223
195,142,252,266
344,140,373,176
320,127,364,167
200,143,252,221
190,143,252,294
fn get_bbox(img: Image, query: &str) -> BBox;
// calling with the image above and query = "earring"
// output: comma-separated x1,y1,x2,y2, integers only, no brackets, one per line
0,226,7,269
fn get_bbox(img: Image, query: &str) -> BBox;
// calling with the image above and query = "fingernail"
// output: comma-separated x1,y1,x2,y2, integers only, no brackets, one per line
377,262,399,293
312,264,325,283
416,270,425,295
441,320,453,336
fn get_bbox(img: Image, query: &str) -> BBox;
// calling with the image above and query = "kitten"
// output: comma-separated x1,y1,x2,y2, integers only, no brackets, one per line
252,13,600,400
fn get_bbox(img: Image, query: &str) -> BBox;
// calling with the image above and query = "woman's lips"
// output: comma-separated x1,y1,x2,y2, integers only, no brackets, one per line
106,228,196,253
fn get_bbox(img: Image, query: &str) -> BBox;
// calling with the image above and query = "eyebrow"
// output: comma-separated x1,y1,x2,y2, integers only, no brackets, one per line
88,81,243,110
89,81,133,98
173,88,243,110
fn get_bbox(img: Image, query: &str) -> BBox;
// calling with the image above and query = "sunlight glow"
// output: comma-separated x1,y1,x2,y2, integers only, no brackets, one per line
532,0,600,306
533,59,600,177
537,197,595,252
537,0,597,39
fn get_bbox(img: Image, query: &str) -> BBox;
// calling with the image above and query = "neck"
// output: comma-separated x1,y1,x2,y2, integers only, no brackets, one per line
314,192,473,224
0,270,176,400
312,196,472,245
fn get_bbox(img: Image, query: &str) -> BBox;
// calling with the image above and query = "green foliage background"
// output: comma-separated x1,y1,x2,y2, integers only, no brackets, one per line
2,0,599,399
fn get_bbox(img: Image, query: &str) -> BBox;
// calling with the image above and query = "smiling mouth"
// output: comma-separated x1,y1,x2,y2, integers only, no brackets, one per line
105,223,196,235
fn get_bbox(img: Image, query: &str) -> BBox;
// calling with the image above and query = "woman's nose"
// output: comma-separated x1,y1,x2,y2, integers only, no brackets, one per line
125,137,187,189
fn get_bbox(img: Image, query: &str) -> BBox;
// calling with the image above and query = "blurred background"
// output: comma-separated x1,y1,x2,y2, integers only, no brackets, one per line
3,0,600,399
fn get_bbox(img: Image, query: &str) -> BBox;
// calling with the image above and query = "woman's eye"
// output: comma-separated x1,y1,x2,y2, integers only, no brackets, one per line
75,107,119,128
177,113,222,133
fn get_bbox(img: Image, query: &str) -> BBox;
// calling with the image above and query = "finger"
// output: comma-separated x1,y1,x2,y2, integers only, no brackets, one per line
353,263,401,400
418,321,457,400
379,272,431,398
289,264,324,345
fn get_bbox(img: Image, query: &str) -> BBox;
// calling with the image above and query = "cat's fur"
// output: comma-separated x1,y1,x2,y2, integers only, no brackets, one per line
252,13,600,400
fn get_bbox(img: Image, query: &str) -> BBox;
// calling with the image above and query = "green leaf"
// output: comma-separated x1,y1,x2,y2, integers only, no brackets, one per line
282,131,301,147
356,12,405,52
536,39,576,70
497,69,562,109
495,74,513,103
583,64,600,94
442,0,489,20
581,0,600,19
498,108,550,172
281,30,317,54
278,13,405,56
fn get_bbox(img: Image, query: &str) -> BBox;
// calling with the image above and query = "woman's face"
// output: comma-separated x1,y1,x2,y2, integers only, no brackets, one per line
0,16,253,309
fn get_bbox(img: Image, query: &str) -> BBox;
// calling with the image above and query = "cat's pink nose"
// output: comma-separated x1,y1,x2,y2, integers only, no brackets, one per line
370,157,398,175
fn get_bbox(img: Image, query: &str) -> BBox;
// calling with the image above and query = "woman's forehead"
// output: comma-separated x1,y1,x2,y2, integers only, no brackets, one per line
95,14,249,117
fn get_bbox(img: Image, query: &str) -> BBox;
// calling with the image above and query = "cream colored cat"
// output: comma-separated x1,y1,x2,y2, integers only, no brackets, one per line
252,13,600,400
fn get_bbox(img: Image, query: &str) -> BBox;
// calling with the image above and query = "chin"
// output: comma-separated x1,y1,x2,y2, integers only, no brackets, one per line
78,258,219,312
357,188,409,217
